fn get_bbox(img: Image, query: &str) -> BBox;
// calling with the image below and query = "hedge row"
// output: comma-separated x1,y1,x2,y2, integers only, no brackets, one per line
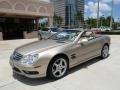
101,31,120,35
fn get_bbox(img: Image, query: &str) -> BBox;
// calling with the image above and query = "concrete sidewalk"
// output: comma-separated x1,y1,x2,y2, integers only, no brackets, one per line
0,36,120,90
0,39,38,82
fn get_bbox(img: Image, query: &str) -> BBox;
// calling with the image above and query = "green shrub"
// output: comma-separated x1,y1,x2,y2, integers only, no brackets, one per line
101,31,120,35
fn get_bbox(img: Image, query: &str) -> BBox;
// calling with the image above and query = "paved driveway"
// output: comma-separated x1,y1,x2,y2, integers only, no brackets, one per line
0,36,120,90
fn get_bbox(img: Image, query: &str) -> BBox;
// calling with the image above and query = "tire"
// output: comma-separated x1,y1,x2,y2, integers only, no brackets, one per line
38,34,42,40
47,56,68,80
101,44,109,59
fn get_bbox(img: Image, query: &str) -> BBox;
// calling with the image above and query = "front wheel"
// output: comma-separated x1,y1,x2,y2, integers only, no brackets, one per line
47,56,68,80
101,45,109,59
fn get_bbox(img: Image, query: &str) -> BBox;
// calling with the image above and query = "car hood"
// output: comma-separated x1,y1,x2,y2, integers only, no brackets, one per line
15,40,67,55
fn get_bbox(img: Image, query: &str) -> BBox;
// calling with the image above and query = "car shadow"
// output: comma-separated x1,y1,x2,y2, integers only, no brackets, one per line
13,55,110,86
13,74,55,86
69,54,110,75
68,57,104,74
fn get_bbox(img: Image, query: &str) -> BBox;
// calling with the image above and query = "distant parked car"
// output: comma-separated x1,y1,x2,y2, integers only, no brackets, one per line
38,27,60,39
91,28,101,34
49,27,59,35
117,27,120,30
38,28,51,39
100,26,112,32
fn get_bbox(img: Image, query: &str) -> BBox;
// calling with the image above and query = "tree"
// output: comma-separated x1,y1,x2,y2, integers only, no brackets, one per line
106,16,114,27
99,15,105,26
86,18,97,28
76,11,84,27
53,15,63,27
85,16,114,28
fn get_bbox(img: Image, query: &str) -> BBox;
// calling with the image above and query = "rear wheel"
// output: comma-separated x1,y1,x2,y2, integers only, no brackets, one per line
101,45,109,59
47,56,68,80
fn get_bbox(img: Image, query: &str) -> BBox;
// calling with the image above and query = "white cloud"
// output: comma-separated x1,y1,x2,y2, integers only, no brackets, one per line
99,2,111,11
90,12,102,18
85,1,111,18
101,0,112,3
101,0,120,4
85,5,89,13
115,0,120,4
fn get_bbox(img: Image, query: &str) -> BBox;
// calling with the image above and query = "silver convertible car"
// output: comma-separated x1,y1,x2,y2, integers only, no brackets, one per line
10,29,110,79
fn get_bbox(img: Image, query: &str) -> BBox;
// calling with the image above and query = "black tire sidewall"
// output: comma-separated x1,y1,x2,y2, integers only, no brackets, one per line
101,45,109,59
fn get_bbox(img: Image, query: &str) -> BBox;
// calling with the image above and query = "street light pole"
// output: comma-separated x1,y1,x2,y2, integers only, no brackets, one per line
101,15,104,26
110,0,114,29
117,18,120,28
97,0,100,28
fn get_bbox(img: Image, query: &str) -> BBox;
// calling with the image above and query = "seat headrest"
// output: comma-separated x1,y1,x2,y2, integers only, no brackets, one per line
85,32,92,37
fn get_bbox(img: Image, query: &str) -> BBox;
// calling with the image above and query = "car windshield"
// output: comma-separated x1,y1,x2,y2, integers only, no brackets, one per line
49,30,81,42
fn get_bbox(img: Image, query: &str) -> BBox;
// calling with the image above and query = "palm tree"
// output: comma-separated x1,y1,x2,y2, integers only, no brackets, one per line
53,15,63,27
76,11,84,27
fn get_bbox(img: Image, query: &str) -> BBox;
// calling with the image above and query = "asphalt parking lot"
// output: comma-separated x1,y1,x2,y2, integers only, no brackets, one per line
0,35,120,90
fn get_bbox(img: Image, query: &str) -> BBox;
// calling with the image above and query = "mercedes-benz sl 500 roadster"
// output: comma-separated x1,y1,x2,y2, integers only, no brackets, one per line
10,29,111,79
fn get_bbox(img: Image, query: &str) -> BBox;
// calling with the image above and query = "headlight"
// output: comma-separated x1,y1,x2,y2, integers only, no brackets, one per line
21,54,39,66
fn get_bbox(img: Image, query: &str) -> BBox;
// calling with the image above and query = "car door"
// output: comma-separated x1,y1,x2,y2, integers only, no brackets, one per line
80,38,101,60
77,31,101,62
68,42,89,67
68,31,101,67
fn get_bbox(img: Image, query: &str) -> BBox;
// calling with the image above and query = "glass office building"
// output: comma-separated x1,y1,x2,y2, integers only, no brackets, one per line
51,0,84,28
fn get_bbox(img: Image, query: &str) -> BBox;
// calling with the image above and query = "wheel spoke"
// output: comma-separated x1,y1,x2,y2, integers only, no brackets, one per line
61,65,66,69
53,69,59,75
54,63,59,68
58,70,62,75
59,60,63,66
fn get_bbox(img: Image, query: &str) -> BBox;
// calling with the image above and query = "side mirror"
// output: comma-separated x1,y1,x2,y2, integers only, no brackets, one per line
78,38,88,44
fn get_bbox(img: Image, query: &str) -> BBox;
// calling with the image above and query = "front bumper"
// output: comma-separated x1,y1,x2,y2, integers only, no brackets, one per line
10,59,47,78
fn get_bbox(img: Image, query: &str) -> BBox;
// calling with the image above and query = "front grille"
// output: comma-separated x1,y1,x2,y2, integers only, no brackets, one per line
13,52,23,61
23,70,39,75
13,67,21,73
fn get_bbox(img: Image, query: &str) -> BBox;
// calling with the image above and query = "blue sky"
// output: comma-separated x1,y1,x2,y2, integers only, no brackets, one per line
85,0,120,22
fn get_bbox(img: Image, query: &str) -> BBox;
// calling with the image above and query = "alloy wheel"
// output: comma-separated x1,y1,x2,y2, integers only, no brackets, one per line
52,58,67,78
102,45,109,58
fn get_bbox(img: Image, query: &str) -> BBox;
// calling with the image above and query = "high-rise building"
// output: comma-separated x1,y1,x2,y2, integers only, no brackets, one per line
77,0,84,26
77,0,84,16
51,0,66,25
51,0,84,28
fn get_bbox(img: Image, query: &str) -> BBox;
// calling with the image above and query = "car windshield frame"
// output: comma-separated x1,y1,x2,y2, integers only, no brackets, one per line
49,30,81,42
